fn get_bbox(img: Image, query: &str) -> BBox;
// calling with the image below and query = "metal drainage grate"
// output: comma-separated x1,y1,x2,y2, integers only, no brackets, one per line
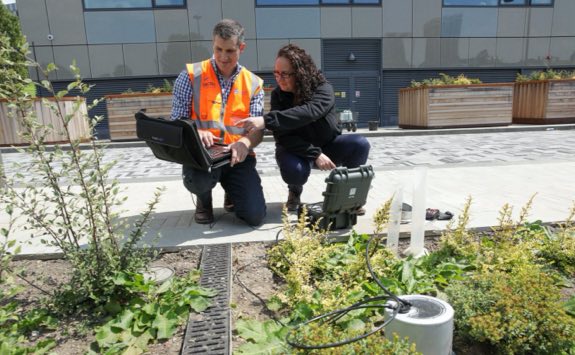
181,244,231,354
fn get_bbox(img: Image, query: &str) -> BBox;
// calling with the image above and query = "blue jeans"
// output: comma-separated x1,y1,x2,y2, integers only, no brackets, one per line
182,156,266,226
275,134,371,191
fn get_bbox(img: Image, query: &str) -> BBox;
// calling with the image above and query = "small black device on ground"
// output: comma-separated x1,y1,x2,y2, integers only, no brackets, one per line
135,111,231,171
299,165,374,230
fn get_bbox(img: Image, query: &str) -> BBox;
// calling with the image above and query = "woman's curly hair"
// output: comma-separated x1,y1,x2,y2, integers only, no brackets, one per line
277,44,326,105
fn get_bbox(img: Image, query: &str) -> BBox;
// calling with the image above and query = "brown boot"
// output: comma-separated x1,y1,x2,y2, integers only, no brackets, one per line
223,193,234,213
286,188,302,212
194,198,214,224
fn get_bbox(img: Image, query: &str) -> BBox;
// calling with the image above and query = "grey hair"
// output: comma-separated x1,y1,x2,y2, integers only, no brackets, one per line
212,19,245,46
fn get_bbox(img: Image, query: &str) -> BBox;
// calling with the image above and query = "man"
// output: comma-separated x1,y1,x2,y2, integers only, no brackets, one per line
171,19,266,226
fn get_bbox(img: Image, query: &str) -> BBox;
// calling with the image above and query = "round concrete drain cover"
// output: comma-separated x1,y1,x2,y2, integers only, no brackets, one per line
142,265,174,284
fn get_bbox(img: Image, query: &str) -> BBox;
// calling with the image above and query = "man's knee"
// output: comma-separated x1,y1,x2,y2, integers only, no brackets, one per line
236,204,266,226
182,166,215,194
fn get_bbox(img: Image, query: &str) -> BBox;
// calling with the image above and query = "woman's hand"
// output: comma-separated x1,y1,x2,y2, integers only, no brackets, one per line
229,140,249,167
236,116,265,133
315,153,336,171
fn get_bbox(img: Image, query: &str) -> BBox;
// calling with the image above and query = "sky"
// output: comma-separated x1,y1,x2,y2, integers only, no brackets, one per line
2,0,16,4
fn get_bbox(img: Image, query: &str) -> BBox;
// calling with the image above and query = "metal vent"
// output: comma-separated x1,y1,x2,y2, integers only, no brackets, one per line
181,244,231,355
323,39,381,72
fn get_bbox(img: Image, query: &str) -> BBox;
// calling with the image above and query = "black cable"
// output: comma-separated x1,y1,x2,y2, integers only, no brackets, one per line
285,300,399,349
365,234,412,309
233,257,288,327
285,232,411,349
233,218,412,349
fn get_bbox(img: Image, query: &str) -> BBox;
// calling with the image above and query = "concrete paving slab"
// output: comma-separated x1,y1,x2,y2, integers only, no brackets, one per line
5,160,574,257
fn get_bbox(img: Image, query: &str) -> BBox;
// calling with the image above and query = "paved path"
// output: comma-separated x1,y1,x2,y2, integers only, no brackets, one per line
3,128,575,181
2,125,575,256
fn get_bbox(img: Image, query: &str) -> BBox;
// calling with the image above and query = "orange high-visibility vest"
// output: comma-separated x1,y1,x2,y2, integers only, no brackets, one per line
186,60,263,144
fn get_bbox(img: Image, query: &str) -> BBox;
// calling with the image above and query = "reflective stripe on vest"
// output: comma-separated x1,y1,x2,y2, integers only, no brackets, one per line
186,60,263,145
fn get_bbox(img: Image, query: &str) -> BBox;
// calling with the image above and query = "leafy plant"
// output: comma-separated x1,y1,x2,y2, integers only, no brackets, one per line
235,319,290,354
92,270,217,354
442,199,575,354
235,319,420,354
250,198,575,353
446,263,575,354
0,39,164,314
516,69,575,82
410,73,482,88
0,5,27,79
258,205,470,352
121,79,174,95
534,204,575,277
0,291,58,355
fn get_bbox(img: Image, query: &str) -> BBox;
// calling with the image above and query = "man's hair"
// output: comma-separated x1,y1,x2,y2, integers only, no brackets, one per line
213,19,245,46
277,44,326,105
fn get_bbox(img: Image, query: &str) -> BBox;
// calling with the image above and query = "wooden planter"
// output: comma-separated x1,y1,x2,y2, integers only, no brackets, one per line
399,84,513,129
105,92,172,141
0,97,90,146
513,79,575,124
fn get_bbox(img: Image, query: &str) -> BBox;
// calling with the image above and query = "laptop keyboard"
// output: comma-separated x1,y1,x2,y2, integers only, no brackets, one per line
208,144,229,160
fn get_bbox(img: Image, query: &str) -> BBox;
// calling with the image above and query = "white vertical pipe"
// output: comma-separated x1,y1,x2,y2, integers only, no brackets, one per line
387,187,402,256
407,166,428,258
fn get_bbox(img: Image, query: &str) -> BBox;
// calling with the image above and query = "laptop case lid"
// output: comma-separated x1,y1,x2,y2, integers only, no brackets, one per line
135,111,231,171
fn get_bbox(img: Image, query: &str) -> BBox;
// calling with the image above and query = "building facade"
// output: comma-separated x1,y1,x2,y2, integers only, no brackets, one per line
14,0,575,136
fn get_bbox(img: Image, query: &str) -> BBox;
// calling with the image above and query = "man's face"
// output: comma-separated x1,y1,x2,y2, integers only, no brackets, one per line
213,35,245,77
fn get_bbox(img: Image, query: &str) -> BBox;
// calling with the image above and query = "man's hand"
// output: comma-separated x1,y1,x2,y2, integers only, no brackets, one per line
198,129,220,147
315,153,336,171
236,116,265,133
229,140,250,167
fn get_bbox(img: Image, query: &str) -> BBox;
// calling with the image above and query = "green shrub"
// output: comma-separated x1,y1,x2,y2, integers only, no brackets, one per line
255,199,575,354
122,79,174,94
443,199,575,354
0,42,163,315
410,73,482,88
235,318,420,354
516,69,575,82
446,262,575,354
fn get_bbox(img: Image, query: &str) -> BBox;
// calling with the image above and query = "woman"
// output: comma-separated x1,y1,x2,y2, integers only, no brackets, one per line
238,44,370,211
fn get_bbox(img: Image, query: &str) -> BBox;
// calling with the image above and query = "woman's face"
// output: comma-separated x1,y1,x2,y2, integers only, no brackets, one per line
274,56,296,93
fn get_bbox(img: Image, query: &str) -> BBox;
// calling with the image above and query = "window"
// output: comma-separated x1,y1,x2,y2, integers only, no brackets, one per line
256,0,318,4
256,0,380,5
500,0,526,5
443,0,552,5
443,0,497,5
83,0,185,10
322,0,379,3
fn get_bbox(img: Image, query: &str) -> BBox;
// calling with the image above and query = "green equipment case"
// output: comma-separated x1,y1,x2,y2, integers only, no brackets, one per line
300,165,374,230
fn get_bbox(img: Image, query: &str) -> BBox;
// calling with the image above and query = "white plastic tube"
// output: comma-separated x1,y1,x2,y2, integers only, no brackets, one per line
407,167,427,257
387,187,402,256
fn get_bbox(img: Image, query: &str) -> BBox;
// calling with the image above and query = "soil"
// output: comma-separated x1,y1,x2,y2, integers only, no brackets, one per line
4,236,571,354
4,248,203,355
2,237,440,354
4,243,281,354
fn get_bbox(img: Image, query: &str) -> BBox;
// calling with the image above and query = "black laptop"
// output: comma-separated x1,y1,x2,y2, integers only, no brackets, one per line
135,111,231,171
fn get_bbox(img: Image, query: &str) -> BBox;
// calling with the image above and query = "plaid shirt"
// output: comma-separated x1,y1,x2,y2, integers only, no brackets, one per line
171,58,264,120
